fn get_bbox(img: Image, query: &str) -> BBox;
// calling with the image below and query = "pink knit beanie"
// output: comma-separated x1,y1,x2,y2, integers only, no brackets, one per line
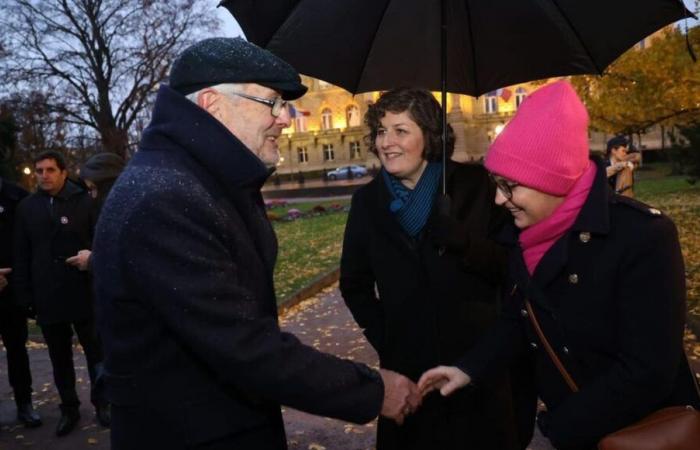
484,80,590,196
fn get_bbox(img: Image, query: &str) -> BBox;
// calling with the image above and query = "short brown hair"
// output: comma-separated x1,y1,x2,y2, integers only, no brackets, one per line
34,150,67,171
364,87,454,162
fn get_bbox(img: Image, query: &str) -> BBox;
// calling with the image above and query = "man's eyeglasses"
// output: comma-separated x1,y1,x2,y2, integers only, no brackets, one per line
225,91,288,118
489,174,519,200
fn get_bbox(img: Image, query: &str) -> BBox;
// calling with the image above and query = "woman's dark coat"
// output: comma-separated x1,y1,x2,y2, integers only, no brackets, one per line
13,179,96,324
92,85,383,450
459,159,700,450
340,161,537,450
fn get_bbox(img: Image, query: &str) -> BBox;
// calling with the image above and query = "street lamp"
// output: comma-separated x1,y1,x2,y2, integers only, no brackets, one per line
23,166,31,175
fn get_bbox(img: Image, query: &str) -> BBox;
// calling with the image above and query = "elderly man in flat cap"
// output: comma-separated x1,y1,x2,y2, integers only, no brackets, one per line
91,37,421,450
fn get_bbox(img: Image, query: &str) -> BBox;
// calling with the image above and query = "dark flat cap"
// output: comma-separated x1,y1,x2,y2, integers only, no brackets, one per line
169,37,307,100
80,153,126,183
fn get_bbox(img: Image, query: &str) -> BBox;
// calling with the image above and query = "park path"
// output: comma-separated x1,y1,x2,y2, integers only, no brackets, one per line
2,284,698,449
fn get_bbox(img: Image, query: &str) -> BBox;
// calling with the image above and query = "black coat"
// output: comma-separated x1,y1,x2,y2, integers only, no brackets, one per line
13,179,96,324
92,85,383,450
0,178,28,308
459,159,700,450
340,162,536,450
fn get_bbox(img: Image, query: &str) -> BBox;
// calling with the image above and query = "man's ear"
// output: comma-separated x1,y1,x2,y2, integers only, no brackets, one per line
197,89,222,116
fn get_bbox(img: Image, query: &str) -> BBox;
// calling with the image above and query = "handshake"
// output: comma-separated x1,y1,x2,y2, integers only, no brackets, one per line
378,366,472,425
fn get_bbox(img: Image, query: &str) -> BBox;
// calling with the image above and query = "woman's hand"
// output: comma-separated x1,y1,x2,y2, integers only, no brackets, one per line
418,366,471,397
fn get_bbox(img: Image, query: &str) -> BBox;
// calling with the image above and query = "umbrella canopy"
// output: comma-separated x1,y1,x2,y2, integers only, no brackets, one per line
220,0,691,97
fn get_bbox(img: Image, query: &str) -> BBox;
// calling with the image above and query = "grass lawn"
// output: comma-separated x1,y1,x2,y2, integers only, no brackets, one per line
273,210,349,303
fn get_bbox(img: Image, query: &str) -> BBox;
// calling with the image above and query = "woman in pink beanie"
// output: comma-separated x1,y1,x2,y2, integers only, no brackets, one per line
419,80,700,449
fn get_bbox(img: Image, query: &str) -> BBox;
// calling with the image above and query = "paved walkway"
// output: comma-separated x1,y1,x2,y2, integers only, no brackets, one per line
1,285,698,449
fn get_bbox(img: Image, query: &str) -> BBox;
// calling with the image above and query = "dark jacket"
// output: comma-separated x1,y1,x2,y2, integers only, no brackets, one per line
13,179,96,324
92,85,383,450
340,161,536,450
0,178,28,308
458,159,700,450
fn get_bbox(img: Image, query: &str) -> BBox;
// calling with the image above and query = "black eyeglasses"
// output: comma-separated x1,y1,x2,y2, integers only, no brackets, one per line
224,91,288,117
489,173,519,200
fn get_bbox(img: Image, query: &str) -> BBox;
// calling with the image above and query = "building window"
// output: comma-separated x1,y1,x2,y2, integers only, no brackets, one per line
297,147,309,163
484,91,498,114
321,108,333,130
294,115,307,132
515,88,527,109
350,141,361,159
346,105,361,127
323,144,335,161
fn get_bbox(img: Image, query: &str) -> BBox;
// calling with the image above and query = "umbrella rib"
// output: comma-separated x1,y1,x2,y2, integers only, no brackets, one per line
548,0,603,75
463,0,480,95
352,0,395,94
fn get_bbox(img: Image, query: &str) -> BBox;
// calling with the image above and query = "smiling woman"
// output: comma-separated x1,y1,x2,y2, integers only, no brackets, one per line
340,87,532,450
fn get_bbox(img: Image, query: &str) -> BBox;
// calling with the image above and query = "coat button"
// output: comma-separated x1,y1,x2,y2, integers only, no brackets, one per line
568,273,579,284
521,309,528,317
579,232,591,243
530,342,538,350
563,346,570,354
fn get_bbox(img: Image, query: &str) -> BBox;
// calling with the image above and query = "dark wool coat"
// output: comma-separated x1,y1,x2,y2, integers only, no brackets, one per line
340,161,537,450
13,179,96,324
92,85,383,450
458,159,700,450
0,179,28,308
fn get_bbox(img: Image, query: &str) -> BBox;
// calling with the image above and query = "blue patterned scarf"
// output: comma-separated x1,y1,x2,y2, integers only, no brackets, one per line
382,162,441,237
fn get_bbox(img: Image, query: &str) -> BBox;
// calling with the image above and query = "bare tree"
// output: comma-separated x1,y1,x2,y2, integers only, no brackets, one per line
1,0,218,158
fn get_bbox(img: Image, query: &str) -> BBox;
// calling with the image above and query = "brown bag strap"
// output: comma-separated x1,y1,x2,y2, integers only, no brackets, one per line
525,299,579,393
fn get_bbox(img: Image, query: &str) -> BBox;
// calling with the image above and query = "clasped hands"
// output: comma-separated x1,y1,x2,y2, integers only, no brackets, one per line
379,366,471,425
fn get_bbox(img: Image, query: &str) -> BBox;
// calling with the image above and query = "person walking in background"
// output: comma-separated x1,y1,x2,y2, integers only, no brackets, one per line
419,81,700,450
0,177,41,430
13,151,109,436
340,87,535,450
91,38,420,450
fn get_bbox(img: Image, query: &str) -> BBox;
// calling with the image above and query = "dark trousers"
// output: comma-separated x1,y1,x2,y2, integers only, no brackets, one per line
0,305,32,405
40,318,104,411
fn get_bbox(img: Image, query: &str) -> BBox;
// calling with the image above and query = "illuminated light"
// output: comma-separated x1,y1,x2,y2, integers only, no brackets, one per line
495,124,505,136
23,167,31,175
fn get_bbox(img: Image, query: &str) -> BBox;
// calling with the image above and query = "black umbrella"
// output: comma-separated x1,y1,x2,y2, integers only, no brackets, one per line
221,0,690,96
220,0,692,193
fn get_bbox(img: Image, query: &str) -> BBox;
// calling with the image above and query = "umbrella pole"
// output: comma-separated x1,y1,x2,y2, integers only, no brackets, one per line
441,0,447,196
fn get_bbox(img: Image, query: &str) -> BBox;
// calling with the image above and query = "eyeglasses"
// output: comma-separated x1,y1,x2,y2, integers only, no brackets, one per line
224,91,288,117
489,173,519,200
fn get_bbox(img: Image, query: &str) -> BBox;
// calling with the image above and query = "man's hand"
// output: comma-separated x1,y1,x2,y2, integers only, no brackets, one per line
0,267,11,292
379,369,422,425
418,366,471,397
66,250,92,271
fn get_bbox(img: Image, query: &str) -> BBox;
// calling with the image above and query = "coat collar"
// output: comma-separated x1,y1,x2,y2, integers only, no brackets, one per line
39,178,84,200
139,85,271,195
364,159,458,253
501,157,613,292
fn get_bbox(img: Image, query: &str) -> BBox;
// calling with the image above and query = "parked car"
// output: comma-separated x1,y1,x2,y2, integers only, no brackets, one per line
326,165,368,181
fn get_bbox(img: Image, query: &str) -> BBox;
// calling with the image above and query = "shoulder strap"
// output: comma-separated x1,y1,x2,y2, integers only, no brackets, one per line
525,299,579,393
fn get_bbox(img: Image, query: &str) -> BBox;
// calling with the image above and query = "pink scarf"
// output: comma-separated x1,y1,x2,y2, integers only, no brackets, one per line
519,161,597,275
